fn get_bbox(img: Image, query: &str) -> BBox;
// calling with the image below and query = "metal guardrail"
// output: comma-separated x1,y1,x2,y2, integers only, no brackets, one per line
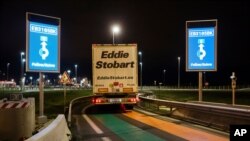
66,92,250,131
140,96,250,117
138,95,250,131
67,95,93,127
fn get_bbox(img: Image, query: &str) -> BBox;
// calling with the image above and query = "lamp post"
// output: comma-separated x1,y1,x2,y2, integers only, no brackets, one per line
59,74,62,79
30,76,33,85
140,62,142,90
7,63,10,81
178,56,181,88
203,72,206,85
20,52,25,83
67,70,71,77
138,51,142,90
22,58,26,74
75,64,78,83
21,58,25,90
163,69,166,86
112,25,120,44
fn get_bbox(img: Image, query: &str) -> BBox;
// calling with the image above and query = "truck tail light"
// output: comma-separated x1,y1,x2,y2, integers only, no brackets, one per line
92,98,105,104
128,98,136,102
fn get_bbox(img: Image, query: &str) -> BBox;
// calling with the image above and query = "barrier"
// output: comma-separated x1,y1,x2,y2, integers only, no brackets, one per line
25,115,71,141
68,96,92,127
0,98,35,141
138,94,250,131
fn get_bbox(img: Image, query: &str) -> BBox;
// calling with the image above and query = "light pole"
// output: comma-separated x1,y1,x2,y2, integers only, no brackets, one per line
30,76,33,85
75,64,78,83
67,70,71,77
203,72,206,85
20,52,25,84
163,69,166,86
112,25,120,44
21,58,25,90
178,56,181,88
140,62,142,90
138,51,142,90
7,63,10,81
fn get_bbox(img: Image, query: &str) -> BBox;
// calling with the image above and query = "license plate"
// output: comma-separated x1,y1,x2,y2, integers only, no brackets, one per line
109,98,122,103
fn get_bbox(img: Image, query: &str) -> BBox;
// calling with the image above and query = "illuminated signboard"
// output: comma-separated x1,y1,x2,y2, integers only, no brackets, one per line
26,13,60,72
186,20,217,71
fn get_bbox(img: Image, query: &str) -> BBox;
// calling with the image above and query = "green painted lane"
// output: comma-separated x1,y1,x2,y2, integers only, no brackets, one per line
93,114,166,141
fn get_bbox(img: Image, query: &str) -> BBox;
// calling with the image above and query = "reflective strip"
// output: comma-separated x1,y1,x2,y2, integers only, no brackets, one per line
10,103,19,108
0,102,30,109
6,103,15,108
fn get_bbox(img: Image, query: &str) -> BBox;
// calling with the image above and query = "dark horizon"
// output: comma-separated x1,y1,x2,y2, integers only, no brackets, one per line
1,0,250,86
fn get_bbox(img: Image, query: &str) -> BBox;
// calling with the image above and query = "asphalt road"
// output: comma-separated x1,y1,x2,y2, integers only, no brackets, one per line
70,104,228,141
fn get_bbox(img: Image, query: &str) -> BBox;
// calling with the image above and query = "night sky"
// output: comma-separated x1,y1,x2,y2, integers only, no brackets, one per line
1,0,250,86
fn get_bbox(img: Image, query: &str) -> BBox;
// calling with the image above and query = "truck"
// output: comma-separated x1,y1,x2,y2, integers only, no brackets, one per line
92,44,138,109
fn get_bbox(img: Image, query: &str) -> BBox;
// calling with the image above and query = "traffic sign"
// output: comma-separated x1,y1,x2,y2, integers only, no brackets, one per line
59,71,72,84
26,12,61,73
186,19,217,71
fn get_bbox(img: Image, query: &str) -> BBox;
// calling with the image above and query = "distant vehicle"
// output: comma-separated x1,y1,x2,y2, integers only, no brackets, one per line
92,44,138,109
0,81,16,87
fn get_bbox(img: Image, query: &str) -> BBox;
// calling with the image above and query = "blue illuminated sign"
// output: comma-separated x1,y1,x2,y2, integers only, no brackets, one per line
27,21,60,72
187,27,216,71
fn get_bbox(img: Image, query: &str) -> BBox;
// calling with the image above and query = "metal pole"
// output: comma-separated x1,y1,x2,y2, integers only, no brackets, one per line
20,54,23,90
232,86,235,105
38,72,47,124
139,52,142,90
75,65,77,83
113,31,115,44
64,83,66,113
140,62,142,91
178,57,180,88
6,63,10,81
198,72,203,102
163,69,166,86
39,72,44,116
231,72,236,106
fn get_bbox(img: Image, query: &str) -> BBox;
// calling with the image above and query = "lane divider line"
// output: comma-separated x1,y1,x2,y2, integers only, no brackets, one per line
82,114,111,141
82,114,103,134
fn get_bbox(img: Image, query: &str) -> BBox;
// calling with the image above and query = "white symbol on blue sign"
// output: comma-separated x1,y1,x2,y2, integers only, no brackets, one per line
39,36,49,60
197,39,206,60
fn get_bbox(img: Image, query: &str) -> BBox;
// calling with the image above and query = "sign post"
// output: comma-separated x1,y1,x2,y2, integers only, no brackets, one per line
38,72,46,122
186,19,218,102
59,71,71,113
26,12,60,124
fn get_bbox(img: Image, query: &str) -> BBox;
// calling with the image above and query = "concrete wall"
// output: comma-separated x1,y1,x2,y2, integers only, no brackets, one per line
0,98,35,141
25,115,71,141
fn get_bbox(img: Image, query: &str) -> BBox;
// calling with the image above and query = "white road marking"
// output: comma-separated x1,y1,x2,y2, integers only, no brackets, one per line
82,114,112,141
82,114,103,134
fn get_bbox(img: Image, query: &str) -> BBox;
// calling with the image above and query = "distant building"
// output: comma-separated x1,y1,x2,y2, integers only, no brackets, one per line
0,81,16,87
80,77,90,87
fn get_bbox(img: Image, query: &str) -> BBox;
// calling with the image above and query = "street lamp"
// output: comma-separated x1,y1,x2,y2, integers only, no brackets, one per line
20,52,25,83
112,25,120,44
140,62,143,90
203,72,206,84
138,51,142,90
163,69,166,86
21,57,26,90
22,59,26,76
7,63,10,81
178,56,181,88
30,76,33,85
67,70,71,77
75,64,78,83
59,74,62,79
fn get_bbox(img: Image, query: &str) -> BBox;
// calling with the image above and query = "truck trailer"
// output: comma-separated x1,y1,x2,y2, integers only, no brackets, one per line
92,44,138,109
